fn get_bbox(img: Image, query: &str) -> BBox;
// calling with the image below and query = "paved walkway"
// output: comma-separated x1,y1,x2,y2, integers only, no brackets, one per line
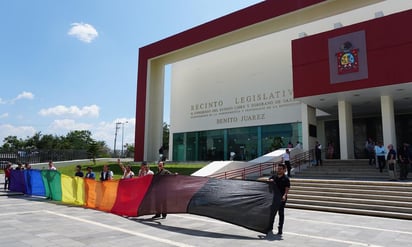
1,188,412,247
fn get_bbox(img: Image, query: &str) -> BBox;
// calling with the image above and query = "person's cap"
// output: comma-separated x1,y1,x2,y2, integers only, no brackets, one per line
76,165,81,169
87,166,92,170
141,161,147,165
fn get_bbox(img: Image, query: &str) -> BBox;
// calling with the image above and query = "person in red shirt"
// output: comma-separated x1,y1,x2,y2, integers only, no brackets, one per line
4,163,12,190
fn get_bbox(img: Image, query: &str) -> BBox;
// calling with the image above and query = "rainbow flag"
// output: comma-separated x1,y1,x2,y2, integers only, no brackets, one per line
9,170,279,233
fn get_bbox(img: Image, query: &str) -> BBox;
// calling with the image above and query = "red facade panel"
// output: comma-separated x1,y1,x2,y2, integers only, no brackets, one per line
292,9,412,98
135,0,326,160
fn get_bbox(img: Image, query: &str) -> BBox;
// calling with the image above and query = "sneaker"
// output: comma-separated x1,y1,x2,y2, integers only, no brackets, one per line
161,216,166,219
151,215,160,219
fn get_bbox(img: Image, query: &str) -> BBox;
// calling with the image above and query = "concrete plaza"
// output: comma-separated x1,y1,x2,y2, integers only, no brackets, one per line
1,188,412,247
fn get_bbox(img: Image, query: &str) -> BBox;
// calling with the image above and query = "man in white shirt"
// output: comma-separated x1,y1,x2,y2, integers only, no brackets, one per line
282,149,292,177
375,142,386,173
100,165,113,181
138,161,154,177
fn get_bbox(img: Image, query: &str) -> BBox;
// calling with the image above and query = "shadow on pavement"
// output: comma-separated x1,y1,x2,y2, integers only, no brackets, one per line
130,217,263,241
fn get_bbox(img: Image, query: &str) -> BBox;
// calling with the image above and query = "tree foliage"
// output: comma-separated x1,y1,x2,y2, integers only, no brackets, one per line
0,130,110,158
87,140,100,165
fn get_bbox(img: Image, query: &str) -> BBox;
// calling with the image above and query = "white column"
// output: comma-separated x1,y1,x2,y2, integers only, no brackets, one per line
338,100,354,159
145,60,165,161
301,103,317,151
317,120,325,159
381,95,396,149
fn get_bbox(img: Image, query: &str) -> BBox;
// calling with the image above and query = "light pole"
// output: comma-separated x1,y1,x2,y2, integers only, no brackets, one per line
114,122,121,157
121,121,128,157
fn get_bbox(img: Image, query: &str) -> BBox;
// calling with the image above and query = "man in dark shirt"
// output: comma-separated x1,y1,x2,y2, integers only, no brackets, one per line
151,161,175,219
74,165,84,177
267,164,290,235
387,144,397,180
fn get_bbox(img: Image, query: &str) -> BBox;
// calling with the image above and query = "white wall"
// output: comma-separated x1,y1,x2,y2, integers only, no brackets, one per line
170,28,301,133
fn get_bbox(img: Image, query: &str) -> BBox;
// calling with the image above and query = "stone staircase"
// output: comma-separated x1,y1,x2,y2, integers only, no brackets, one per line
288,160,412,220
294,159,393,180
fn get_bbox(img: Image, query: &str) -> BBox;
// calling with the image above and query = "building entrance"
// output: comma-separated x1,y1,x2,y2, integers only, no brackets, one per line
324,114,412,159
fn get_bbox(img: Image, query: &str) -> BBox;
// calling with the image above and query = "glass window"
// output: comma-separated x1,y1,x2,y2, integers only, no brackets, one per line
173,123,301,161
227,126,258,161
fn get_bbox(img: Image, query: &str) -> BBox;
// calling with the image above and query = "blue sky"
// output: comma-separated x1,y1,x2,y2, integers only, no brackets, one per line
0,0,262,149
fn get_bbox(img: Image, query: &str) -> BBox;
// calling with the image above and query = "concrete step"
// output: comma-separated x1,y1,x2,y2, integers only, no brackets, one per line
288,194,412,208
297,167,387,172
294,165,398,180
291,178,412,186
288,190,412,203
287,177,412,220
287,198,412,214
291,186,412,197
291,182,412,192
287,203,412,220
293,175,393,181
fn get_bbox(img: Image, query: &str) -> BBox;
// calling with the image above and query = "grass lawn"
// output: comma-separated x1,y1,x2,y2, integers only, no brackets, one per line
57,160,207,179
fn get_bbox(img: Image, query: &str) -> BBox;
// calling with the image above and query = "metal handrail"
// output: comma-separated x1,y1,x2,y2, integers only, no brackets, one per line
210,149,313,180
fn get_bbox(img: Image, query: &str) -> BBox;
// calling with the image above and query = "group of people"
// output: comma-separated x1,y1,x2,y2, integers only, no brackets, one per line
72,159,157,181
3,158,177,220
2,156,291,236
74,159,175,219
365,138,411,180
3,161,36,190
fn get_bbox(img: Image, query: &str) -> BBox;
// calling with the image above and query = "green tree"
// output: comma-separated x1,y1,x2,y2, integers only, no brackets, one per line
2,136,25,151
39,134,59,149
26,132,42,149
64,130,94,149
87,141,100,165
125,144,135,158
0,130,111,158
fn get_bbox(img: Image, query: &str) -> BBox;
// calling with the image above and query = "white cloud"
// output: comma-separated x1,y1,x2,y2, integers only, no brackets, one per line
39,104,100,117
48,118,135,148
68,22,98,43
0,118,136,151
3,91,35,104
15,91,34,101
0,124,36,143
49,119,92,132
93,118,135,147
0,113,9,118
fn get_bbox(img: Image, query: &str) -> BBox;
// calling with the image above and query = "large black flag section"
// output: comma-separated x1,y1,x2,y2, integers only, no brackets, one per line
187,178,279,233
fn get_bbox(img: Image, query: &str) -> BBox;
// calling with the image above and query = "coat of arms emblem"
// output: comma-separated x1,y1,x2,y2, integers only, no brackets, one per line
336,41,359,74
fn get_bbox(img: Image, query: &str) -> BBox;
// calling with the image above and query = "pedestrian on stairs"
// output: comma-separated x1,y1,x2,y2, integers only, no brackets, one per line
375,142,386,173
387,144,397,181
398,143,409,180
282,149,292,177
365,137,375,166
315,141,322,166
